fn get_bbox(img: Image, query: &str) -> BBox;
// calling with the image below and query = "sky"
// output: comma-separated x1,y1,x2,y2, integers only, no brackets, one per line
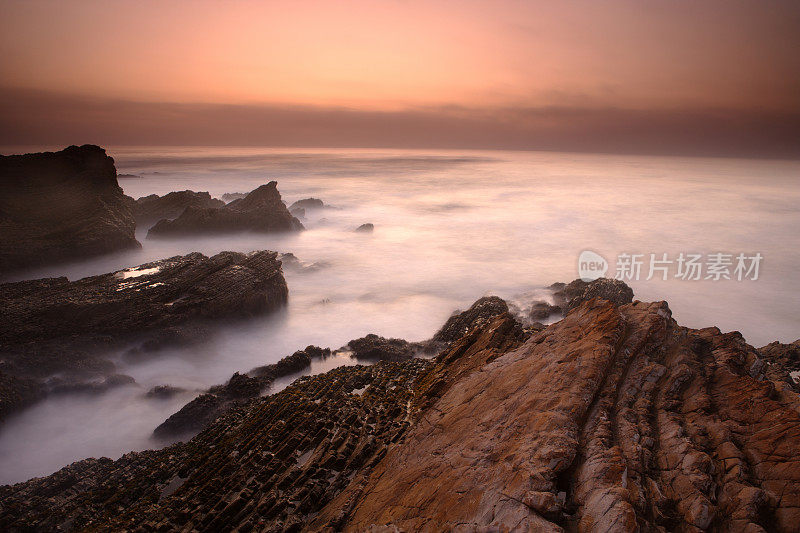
1,0,799,156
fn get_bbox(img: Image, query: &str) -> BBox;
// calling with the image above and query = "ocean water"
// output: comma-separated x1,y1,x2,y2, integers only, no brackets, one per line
1,146,799,484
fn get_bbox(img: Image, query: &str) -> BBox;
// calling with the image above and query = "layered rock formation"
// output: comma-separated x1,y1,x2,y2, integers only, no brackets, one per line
129,190,225,226
2,285,799,532
0,145,139,273
0,250,288,421
147,182,303,237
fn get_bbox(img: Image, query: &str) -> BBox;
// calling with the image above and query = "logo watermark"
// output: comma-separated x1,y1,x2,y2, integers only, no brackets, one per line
578,251,762,281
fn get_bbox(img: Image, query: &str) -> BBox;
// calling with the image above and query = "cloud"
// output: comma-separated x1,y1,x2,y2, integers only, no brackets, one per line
1,88,798,158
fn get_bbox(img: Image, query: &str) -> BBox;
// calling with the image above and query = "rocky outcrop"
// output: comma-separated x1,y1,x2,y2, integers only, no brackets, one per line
147,182,303,237
354,223,374,232
432,295,509,344
3,293,800,532
552,277,634,313
221,192,246,203
154,346,331,439
130,190,224,225
759,339,800,390
0,145,139,273
289,198,325,211
346,334,421,362
0,250,288,420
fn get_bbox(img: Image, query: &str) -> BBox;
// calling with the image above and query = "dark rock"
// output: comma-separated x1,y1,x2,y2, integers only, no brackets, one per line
759,339,800,390
0,250,287,420
123,325,212,363
347,334,420,362
132,190,224,225
277,252,328,273
145,385,185,399
355,223,374,232
432,295,509,344
221,192,246,203
289,198,325,211
529,301,562,320
0,371,44,422
553,277,634,313
290,206,306,218
0,145,139,273
155,346,330,439
147,182,303,237
117,173,141,179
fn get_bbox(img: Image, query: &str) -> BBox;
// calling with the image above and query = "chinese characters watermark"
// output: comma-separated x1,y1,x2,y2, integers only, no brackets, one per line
578,251,762,282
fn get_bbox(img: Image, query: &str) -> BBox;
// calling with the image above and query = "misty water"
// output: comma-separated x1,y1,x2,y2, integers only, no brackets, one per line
1,147,799,484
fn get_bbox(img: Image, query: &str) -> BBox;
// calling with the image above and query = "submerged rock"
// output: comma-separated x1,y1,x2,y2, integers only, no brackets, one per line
131,190,224,225
529,300,563,320
147,182,303,237
289,197,325,211
0,145,139,273
154,346,331,439
355,223,374,232
145,385,186,399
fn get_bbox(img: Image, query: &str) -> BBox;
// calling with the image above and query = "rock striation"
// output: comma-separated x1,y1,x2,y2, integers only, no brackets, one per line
0,250,288,421
2,284,800,532
0,145,139,273
147,182,303,237
129,190,225,226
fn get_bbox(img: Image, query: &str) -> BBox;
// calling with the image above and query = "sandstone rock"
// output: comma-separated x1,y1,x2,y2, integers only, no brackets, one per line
131,190,224,225
0,145,139,273
147,182,303,237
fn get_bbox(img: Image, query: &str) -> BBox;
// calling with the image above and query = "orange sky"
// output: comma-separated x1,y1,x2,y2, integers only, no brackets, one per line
1,0,799,155
2,0,799,111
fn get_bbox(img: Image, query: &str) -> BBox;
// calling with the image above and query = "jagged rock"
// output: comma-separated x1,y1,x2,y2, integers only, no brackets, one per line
0,250,287,420
311,299,800,532
529,300,563,320
347,334,420,362
155,346,330,438
432,295,509,344
355,223,374,232
145,385,185,399
147,182,303,237
0,145,139,273
552,277,634,313
4,295,800,532
759,339,800,389
221,192,246,203
131,190,224,225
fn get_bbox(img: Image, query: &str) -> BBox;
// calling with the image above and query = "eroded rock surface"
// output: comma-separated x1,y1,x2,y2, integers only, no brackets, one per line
2,296,799,532
0,145,139,273
432,295,509,344
147,182,303,237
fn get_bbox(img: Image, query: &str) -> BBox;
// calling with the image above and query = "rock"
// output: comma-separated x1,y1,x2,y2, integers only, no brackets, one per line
290,206,305,218
0,250,288,420
5,294,800,532
0,145,139,273
0,371,43,423
347,334,420,362
221,192,246,203
529,300,562,320
117,173,141,179
277,252,328,273
147,182,303,237
552,277,634,313
432,295,509,344
145,385,185,399
155,346,330,439
47,374,136,395
289,198,325,211
131,190,224,225
355,223,374,232
759,339,800,389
